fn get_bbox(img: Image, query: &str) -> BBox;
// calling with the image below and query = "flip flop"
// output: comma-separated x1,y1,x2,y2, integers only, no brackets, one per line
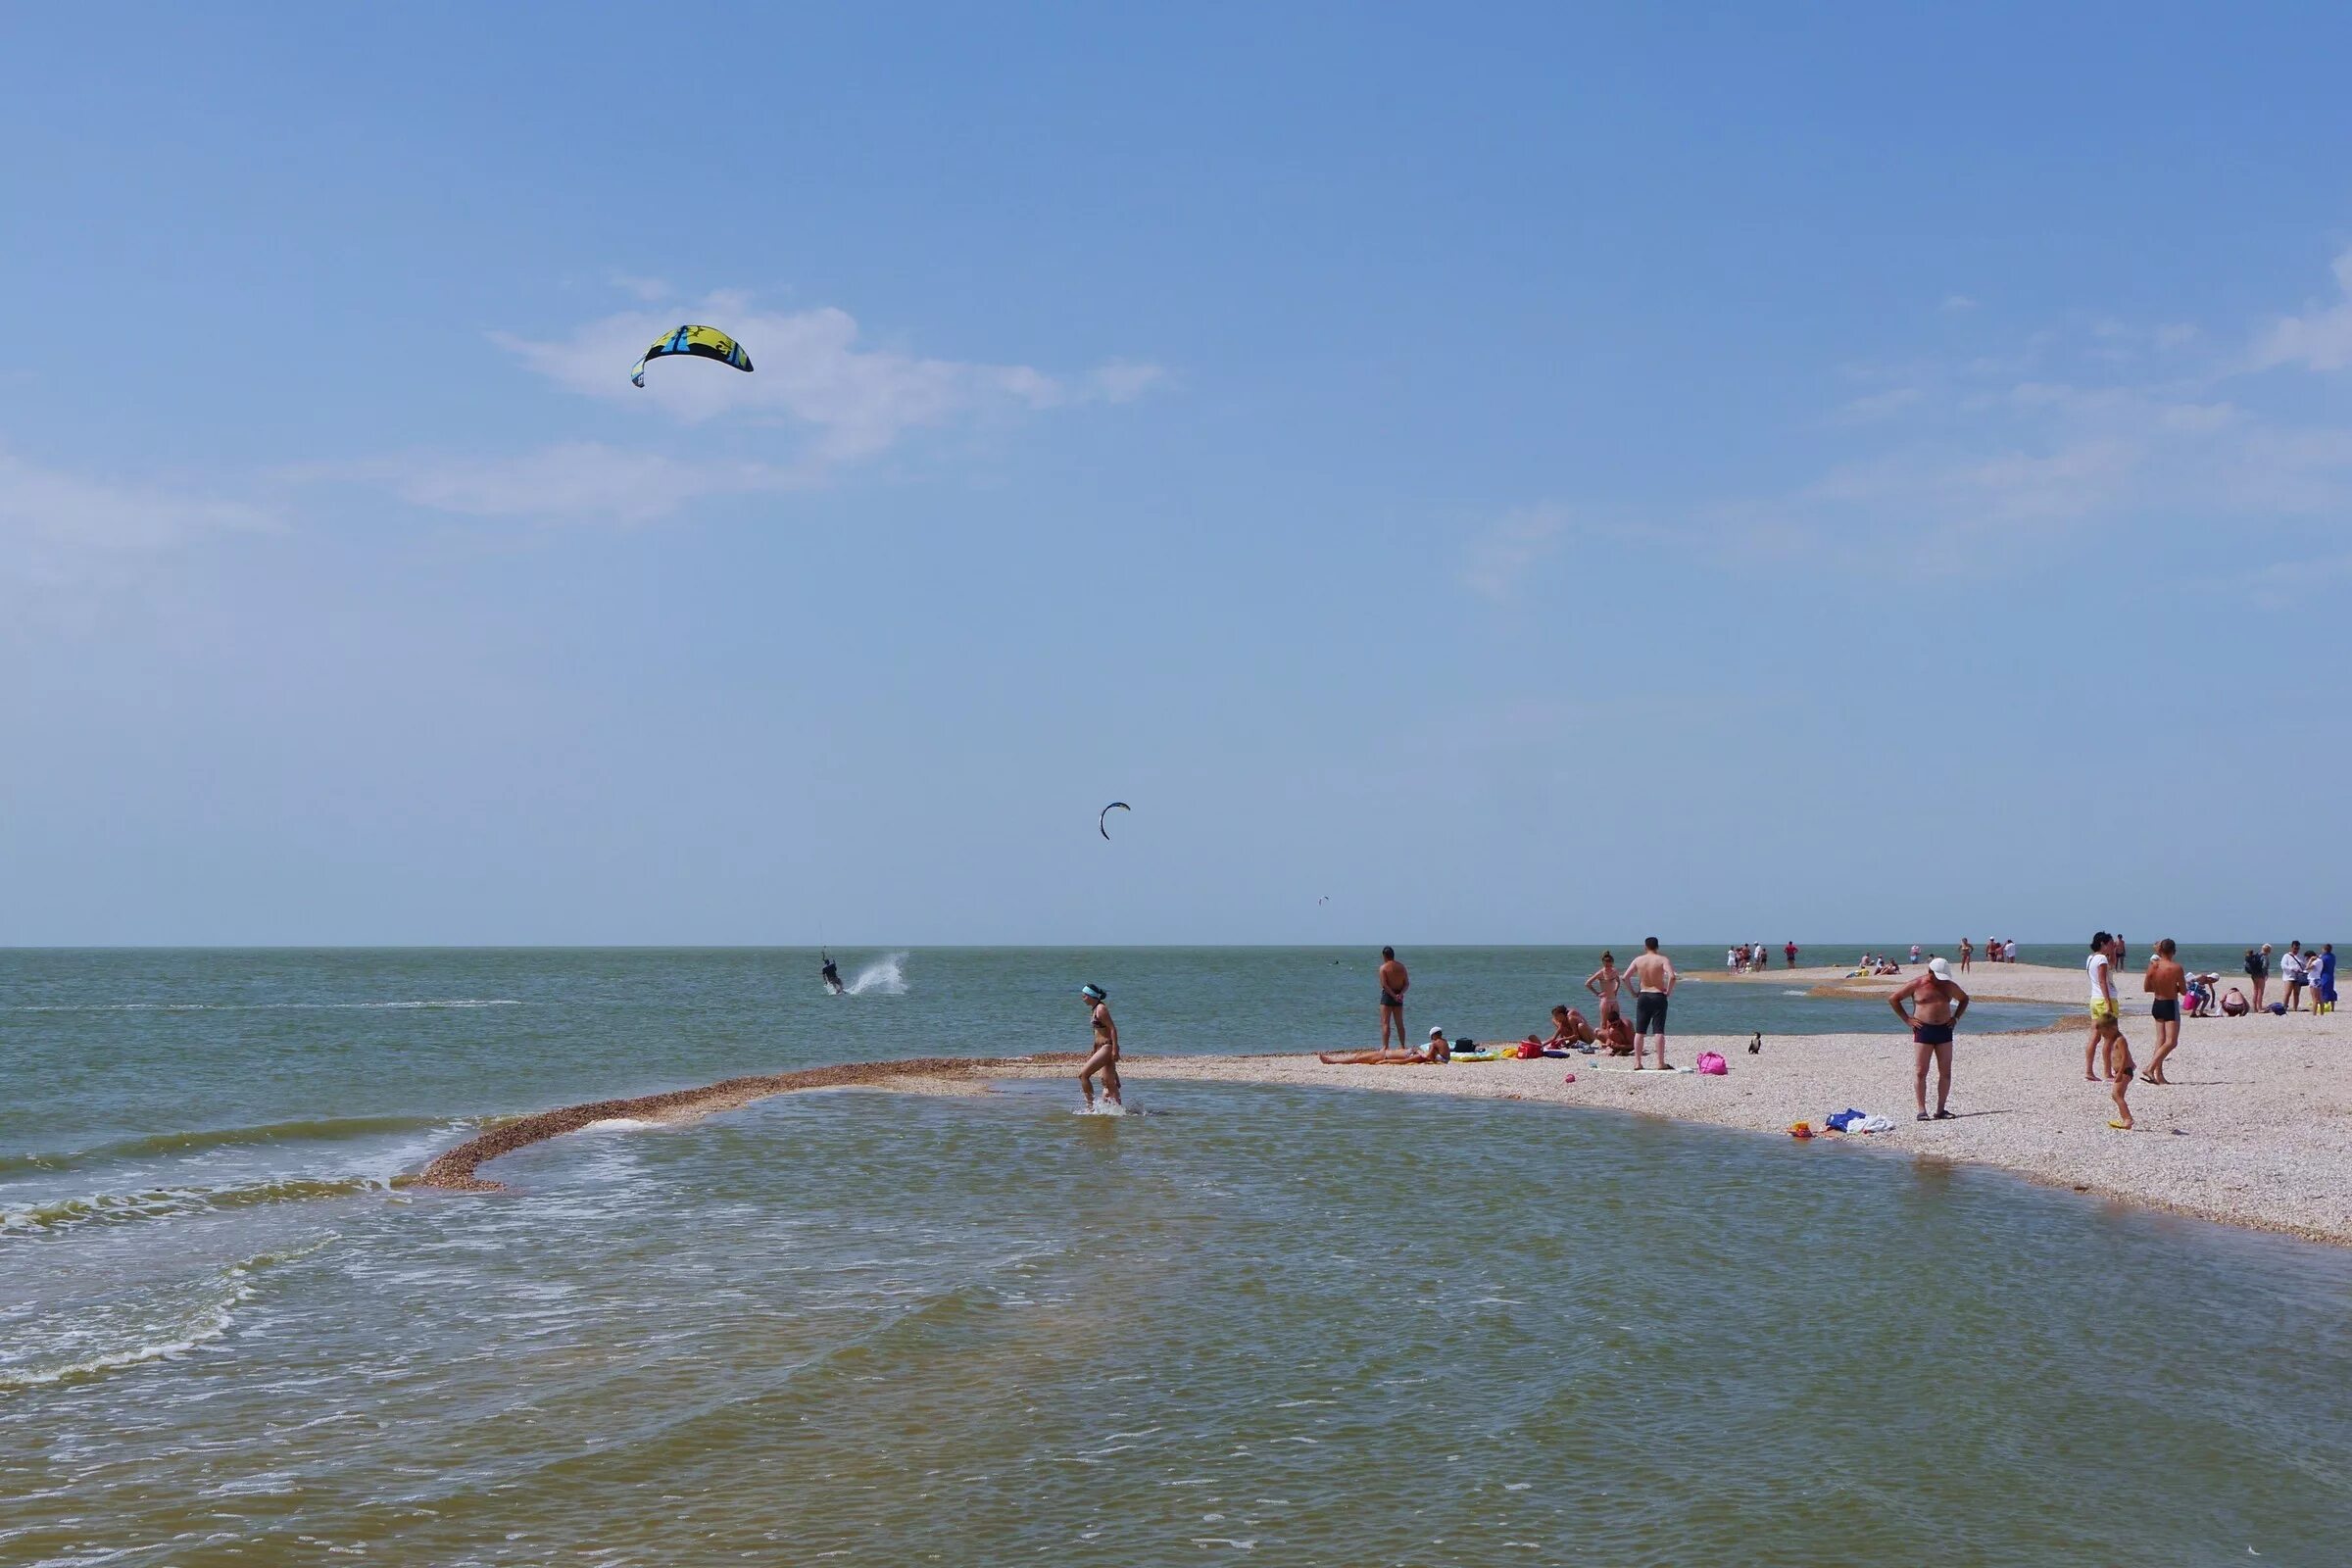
1932,1109,1956,1120
2107,1120,2133,1131
1915,1111,1932,1121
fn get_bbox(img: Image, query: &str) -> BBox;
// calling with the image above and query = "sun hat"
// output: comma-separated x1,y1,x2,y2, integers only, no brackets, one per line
1927,956,1952,980
1428,1025,1446,1039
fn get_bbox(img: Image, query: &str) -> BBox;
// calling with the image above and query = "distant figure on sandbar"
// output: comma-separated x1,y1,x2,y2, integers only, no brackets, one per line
1078,984,1122,1109
1625,938,1677,1070
1888,956,1969,1120
1377,947,1410,1051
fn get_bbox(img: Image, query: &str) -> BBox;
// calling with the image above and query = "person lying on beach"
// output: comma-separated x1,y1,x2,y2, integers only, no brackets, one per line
1545,1004,1596,1049
1320,1026,1449,1065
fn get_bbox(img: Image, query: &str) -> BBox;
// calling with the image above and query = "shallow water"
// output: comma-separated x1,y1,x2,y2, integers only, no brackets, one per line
4,950,2346,1564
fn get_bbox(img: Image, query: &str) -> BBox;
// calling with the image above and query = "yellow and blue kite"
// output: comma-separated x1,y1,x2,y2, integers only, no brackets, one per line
630,324,754,387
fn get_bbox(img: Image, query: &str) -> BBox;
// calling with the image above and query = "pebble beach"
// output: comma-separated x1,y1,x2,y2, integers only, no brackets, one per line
1070,962,2352,1246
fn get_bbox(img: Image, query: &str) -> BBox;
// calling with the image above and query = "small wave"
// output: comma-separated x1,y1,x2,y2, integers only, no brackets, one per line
0,1244,320,1391
0,1114,455,1177
580,1118,664,1133
841,954,908,997
1,1177,385,1237
3,999,520,1013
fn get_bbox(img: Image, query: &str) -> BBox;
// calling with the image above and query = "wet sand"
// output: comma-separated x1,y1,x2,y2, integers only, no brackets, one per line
415,1054,1083,1190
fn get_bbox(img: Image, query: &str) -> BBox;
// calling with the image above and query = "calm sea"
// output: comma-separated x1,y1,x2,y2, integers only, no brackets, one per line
4,948,2346,1564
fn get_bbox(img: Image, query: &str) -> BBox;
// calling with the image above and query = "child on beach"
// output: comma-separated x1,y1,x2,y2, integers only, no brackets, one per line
2141,939,2186,1084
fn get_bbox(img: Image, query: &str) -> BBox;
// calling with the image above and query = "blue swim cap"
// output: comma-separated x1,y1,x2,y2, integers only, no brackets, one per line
1080,984,1106,1001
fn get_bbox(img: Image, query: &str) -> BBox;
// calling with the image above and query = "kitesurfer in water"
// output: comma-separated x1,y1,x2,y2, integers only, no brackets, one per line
821,952,845,995
1079,984,1123,1109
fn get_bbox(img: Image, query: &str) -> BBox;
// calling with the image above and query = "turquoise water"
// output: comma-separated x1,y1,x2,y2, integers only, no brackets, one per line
4,949,2347,1564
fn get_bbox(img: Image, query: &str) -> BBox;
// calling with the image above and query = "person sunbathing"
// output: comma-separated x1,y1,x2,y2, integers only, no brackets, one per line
1595,1012,1637,1055
1321,1026,1450,1065
1546,1004,1596,1049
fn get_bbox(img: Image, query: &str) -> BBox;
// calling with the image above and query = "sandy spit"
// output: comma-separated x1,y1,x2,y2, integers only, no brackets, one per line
413,1054,1084,1191
1063,983,2352,1245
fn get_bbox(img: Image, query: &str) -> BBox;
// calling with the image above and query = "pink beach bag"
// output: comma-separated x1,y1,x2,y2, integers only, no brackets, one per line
1694,1051,1729,1076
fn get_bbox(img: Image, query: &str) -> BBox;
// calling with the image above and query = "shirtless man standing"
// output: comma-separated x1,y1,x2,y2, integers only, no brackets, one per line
1377,947,1410,1050
1624,938,1676,1070
1888,956,1969,1120
2141,938,2185,1084
1078,983,1122,1109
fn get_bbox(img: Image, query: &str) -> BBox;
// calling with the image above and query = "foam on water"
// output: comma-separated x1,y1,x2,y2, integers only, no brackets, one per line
1,1177,387,1237
841,953,909,996
0,1243,319,1391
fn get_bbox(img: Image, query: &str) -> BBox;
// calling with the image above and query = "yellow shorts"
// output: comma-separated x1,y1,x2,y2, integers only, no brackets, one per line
2089,999,2119,1023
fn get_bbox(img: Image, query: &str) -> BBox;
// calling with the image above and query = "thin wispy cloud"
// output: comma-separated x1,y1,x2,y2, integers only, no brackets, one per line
1480,245,2352,584
2250,244,2352,371
493,294,1165,463
0,448,275,604
326,443,810,525
1460,505,1569,603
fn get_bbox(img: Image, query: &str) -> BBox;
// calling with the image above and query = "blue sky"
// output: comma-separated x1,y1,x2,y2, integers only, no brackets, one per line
4,3,2349,946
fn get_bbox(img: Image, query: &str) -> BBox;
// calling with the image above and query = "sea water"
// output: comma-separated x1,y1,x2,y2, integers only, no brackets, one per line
3,948,2346,1564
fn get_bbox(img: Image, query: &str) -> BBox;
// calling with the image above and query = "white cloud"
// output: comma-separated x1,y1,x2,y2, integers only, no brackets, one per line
2250,245,2352,371
1939,294,1979,313
492,295,1165,464
340,443,808,525
0,449,274,598
609,272,674,303
1460,505,1580,603
1833,386,1922,422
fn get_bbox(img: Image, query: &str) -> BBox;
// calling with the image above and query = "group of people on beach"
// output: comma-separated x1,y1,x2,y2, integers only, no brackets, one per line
1089,933,2340,1128
1955,938,2020,968
2239,942,2339,1015
1724,943,1781,973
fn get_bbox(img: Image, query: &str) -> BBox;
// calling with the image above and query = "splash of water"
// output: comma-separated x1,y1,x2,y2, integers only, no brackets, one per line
842,953,909,997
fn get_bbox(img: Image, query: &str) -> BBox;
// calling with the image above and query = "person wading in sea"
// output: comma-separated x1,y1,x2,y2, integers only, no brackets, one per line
1377,947,1410,1052
1624,938,1677,1070
1078,984,1122,1110
1888,956,1969,1120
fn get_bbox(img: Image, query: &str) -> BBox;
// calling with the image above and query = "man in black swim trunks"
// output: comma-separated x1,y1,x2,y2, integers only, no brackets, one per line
1623,938,1676,1070
1377,947,1409,1052
1889,956,1969,1120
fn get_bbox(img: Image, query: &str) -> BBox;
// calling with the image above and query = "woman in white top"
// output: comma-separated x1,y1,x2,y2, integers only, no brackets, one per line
2282,943,2307,1011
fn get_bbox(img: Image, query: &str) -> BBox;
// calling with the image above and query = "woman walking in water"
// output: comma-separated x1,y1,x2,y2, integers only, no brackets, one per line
1078,984,1122,1110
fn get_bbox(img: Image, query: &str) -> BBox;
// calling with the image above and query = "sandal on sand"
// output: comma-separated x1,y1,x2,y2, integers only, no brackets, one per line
1933,1109,1956,1120
1916,1111,1932,1121
2107,1120,2133,1131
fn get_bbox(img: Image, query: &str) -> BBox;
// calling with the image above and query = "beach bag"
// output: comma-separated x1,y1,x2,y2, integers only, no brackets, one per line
1515,1037,1544,1059
1694,1051,1728,1075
